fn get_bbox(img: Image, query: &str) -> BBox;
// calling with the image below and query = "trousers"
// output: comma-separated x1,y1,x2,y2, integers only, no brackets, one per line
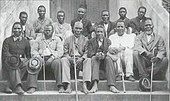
91,55,116,86
61,57,91,83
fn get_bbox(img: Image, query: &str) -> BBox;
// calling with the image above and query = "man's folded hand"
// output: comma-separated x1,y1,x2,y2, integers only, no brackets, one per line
108,47,119,54
151,57,160,63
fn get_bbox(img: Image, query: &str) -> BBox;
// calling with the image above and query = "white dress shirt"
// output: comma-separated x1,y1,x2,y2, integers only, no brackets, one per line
109,32,136,49
146,33,153,42
104,23,108,37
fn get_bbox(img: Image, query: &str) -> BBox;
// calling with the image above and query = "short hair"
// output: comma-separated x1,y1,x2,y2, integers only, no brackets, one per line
95,24,106,35
37,5,46,12
144,17,153,24
116,20,125,26
138,6,147,12
57,10,65,16
12,22,23,31
145,17,152,21
74,21,83,28
19,11,28,18
101,10,110,16
44,24,54,32
119,7,127,12
79,4,87,9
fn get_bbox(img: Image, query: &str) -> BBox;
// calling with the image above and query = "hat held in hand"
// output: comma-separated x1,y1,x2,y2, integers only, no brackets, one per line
5,55,23,70
139,76,151,92
27,57,42,74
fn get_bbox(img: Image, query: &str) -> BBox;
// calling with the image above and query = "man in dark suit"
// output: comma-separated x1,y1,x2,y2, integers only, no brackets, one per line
133,18,168,80
2,22,37,94
130,6,148,35
97,10,115,38
71,4,92,39
86,25,119,93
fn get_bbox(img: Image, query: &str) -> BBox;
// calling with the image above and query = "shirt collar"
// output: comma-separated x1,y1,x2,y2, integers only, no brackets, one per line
119,17,127,21
13,35,22,41
146,32,154,36
115,32,126,37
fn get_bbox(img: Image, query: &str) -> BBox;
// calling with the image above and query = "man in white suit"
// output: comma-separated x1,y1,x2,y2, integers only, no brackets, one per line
108,20,136,81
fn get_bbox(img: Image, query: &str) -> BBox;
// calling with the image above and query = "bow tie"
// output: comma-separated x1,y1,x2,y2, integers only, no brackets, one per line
13,37,22,42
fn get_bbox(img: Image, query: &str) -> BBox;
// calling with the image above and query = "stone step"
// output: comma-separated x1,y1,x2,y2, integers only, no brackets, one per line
0,91,169,101
0,80,168,92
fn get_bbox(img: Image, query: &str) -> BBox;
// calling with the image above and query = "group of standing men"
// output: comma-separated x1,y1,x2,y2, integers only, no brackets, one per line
1,4,168,95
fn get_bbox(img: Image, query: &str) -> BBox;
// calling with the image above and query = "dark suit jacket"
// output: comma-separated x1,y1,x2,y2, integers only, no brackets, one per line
2,35,31,79
87,37,111,58
2,35,31,61
133,32,166,59
130,16,148,35
97,21,116,38
71,18,92,39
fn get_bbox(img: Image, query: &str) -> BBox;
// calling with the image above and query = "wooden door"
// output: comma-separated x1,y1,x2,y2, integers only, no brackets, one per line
50,0,109,24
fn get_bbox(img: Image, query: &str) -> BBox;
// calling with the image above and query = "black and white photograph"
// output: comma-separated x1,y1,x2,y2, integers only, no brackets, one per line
0,0,169,101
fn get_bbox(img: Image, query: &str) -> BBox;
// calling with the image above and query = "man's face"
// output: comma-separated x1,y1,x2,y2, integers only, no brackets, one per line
44,26,53,38
77,8,86,19
96,27,104,40
144,20,153,35
102,11,109,23
138,8,146,19
13,23,22,37
116,22,125,36
20,13,28,25
73,22,83,38
119,9,126,18
38,7,46,18
57,12,65,24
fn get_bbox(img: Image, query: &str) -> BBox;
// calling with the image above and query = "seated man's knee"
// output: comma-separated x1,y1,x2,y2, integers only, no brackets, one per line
52,58,61,65
162,57,168,69
133,51,140,57
162,57,168,63
83,58,91,64
91,56,97,60
61,57,68,61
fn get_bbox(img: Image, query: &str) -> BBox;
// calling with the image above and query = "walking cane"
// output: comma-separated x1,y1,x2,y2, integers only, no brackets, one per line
150,47,156,101
122,71,126,93
41,51,46,91
73,41,79,101
119,52,126,93
120,61,126,93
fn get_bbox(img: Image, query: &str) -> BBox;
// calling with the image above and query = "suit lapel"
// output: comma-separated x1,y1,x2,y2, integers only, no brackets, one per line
148,33,159,51
141,33,159,51
107,22,111,36
148,34,154,45
94,38,99,52
141,33,149,50
101,38,108,52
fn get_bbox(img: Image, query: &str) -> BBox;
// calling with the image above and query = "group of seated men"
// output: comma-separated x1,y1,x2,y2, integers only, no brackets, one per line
1,4,168,95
